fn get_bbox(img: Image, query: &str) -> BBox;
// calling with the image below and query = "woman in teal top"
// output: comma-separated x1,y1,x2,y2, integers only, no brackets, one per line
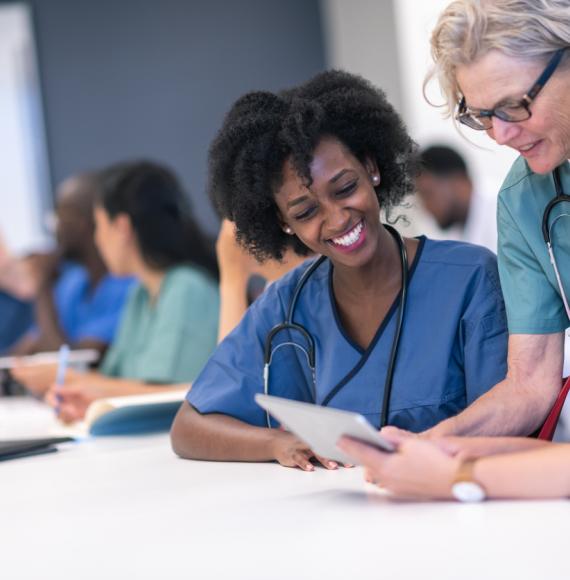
47,161,219,422
340,0,570,503
417,0,570,440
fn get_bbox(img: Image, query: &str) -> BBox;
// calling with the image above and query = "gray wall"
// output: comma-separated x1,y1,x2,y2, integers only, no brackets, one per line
21,0,325,233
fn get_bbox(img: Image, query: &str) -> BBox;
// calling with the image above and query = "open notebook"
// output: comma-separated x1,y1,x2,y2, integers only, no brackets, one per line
57,390,187,437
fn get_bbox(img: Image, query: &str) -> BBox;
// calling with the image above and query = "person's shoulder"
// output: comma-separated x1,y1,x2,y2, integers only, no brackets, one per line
266,256,327,296
54,262,89,303
499,156,534,195
163,264,217,295
56,261,87,287
99,274,136,295
420,237,497,269
420,238,502,300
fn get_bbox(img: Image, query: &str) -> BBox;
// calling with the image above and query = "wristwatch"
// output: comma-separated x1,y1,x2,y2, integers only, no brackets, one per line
451,458,487,502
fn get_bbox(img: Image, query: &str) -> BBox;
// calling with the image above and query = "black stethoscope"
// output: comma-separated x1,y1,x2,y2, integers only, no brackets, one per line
262,224,409,429
542,164,570,320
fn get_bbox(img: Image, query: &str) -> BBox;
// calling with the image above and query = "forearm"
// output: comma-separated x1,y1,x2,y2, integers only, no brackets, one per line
217,277,249,342
428,376,556,437
171,401,278,461
87,373,186,397
429,333,564,437
34,285,67,350
475,444,570,499
441,436,552,458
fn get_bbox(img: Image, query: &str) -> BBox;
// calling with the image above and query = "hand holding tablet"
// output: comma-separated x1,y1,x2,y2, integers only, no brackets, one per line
255,394,395,466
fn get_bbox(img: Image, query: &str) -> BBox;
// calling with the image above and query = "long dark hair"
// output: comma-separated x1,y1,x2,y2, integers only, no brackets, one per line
98,160,218,278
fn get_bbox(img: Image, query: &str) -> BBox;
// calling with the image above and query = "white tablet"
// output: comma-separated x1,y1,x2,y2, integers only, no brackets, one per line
255,394,395,465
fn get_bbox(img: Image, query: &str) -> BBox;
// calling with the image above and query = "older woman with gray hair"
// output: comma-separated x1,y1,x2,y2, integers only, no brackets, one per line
340,0,570,501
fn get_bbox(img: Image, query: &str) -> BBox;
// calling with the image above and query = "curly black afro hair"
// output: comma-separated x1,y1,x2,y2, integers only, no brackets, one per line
209,69,418,261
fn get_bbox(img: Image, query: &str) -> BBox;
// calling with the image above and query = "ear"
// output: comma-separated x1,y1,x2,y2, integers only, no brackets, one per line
114,213,134,240
363,156,381,186
277,212,294,235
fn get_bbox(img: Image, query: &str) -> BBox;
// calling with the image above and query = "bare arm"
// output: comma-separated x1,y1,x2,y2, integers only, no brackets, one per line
216,220,257,342
45,371,186,422
171,401,279,461
428,333,564,437
338,437,570,500
436,436,552,457
215,219,308,342
9,284,67,356
475,444,570,499
170,401,338,470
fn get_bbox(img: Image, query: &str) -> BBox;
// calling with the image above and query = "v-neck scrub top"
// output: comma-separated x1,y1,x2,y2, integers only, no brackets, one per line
187,238,508,432
497,157,570,334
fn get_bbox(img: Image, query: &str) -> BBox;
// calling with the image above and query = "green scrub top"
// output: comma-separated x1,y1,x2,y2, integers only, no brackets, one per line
497,157,570,334
100,265,219,383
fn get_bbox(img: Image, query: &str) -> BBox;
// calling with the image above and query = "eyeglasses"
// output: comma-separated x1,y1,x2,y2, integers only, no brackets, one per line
456,48,566,131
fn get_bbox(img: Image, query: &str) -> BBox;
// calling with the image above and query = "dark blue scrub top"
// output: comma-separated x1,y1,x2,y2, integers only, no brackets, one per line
188,238,508,432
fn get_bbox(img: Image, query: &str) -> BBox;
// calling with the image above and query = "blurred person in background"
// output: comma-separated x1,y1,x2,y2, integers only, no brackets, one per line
10,173,134,393
416,145,497,252
0,233,37,354
45,161,219,422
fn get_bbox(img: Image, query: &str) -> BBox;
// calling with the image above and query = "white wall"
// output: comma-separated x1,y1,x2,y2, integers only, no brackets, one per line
0,3,51,255
320,0,402,112
392,0,517,200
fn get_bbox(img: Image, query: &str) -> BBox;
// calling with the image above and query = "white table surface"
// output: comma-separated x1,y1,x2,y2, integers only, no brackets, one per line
0,398,568,580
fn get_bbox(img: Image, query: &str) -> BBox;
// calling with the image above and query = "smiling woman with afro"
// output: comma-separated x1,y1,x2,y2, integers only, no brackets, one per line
208,69,417,261
171,69,508,471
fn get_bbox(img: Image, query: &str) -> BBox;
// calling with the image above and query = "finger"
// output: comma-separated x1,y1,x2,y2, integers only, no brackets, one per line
379,426,414,445
53,384,82,397
57,402,80,424
293,451,315,472
432,437,463,456
338,436,390,467
313,454,338,470
45,389,57,407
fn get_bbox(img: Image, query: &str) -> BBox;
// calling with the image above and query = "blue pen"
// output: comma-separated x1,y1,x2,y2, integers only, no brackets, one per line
55,344,70,415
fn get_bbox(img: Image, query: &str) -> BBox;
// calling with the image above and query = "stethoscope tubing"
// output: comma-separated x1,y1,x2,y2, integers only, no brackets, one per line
262,225,409,429
543,165,570,322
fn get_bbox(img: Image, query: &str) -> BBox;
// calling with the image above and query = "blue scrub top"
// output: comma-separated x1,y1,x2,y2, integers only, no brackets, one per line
0,291,34,353
53,263,134,344
187,238,508,432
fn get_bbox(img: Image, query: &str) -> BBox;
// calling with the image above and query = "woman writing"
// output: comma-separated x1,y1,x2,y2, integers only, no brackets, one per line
48,161,219,422
171,70,508,470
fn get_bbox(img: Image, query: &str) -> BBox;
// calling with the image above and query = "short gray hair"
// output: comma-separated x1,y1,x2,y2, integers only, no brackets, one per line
426,0,570,117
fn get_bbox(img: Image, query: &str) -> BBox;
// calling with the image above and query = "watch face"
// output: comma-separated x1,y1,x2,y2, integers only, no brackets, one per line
452,481,486,503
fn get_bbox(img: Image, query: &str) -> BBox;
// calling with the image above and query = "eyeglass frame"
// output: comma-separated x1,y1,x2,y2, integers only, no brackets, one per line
456,48,567,130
